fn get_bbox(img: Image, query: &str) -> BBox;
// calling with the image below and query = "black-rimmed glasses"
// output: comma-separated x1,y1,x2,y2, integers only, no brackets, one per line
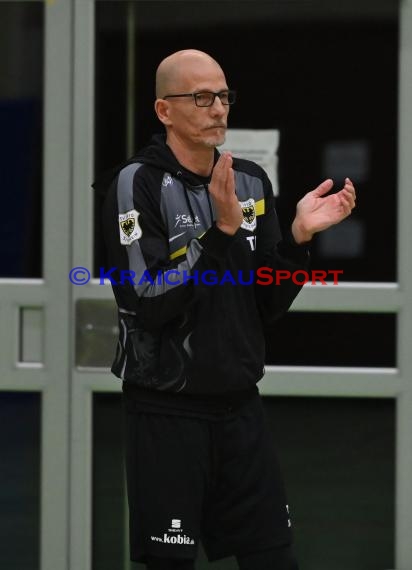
163,90,236,107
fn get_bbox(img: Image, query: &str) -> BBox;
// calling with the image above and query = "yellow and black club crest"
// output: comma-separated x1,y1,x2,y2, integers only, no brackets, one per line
121,218,135,237
242,204,255,225
118,209,142,245
239,198,257,231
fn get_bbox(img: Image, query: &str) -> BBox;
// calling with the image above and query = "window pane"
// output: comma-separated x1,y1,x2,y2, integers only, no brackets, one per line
0,392,41,570
0,3,44,277
94,1,398,281
263,396,395,570
92,393,127,570
265,312,396,367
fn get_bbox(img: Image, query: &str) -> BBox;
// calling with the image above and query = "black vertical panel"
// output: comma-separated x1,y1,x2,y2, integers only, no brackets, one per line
0,392,41,570
92,393,126,570
0,4,43,277
94,3,129,275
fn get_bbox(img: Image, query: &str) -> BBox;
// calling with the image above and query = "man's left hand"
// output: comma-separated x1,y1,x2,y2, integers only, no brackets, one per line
291,177,356,244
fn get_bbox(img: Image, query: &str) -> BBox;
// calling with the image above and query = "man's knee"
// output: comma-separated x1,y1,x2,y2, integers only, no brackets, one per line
236,544,299,570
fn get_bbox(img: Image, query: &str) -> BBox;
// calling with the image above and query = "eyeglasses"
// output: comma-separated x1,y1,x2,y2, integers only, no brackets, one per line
163,90,236,107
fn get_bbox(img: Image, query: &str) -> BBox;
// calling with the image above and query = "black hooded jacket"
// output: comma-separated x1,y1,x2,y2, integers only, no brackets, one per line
98,135,309,402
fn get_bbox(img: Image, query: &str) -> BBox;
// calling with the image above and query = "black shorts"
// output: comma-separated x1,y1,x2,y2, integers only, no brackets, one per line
123,391,293,563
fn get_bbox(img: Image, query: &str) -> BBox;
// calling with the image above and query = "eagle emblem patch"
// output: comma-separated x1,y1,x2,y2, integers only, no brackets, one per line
239,198,256,231
119,209,142,245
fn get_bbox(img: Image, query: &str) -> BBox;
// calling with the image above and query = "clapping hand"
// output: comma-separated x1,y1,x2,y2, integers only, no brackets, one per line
291,178,356,244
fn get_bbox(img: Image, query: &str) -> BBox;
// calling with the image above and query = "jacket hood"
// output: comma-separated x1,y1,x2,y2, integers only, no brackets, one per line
93,133,220,196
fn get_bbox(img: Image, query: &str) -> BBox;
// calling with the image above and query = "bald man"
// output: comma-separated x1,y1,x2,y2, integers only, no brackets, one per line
99,49,356,569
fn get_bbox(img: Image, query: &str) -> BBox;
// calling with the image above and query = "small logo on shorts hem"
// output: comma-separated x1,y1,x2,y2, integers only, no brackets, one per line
150,534,195,545
150,519,195,546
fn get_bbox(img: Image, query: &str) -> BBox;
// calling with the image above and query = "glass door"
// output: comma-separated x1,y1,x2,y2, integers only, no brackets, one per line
71,1,412,569
2,1,410,570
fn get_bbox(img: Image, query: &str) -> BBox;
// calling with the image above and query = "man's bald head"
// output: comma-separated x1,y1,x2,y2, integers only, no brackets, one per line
155,49,225,99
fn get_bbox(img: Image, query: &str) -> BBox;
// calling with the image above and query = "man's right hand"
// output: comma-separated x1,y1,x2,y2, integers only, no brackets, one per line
208,152,243,235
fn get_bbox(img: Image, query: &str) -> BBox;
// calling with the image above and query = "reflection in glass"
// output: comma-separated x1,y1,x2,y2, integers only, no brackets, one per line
0,392,41,570
76,300,118,368
0,3,44,277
